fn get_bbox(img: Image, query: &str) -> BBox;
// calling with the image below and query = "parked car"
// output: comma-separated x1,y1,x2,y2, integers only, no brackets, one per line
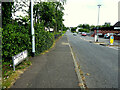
78,32,82,34
81,32,87,36
104,33,114,39
86,33,90,36
73,33,77,36
104,34,109,39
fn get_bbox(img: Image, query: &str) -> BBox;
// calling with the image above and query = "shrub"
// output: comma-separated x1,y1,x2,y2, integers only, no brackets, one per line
2,23,32,62
78,29,89,33
34,23,54,55
2,22,56,61
54,32,62,39
71,27,77,33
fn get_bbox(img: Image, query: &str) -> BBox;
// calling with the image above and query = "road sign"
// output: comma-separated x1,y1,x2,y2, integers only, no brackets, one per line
12,50,28,71
110,36,114,45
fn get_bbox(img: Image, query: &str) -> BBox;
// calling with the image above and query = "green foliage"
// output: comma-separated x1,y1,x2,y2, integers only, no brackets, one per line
32,2,65,32
2,23,32,62
2,2,14,27
102,22,111,28
54,32,62,39
34,23,54,55
0,27,2,36
77,24,90,29
63,26,69,31
71,27,77,33
78,29,89,33
2,22,55,61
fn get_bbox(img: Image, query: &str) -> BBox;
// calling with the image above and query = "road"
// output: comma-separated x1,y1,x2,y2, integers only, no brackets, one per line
66,31,118,88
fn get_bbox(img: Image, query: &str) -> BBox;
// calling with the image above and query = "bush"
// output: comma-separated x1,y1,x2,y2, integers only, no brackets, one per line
34,23,54,55
54,32,62,39
2,22,55,61
71,27,77,33
2,23,32,62
78,29,89,33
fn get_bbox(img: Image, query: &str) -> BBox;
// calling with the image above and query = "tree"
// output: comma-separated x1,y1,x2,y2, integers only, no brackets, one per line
32,1,65,32
2,2,14,27
77,24,83,28
71,27,77,33
102,22,111,27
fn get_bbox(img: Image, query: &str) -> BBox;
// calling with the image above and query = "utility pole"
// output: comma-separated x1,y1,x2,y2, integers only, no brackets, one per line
31,0,35,57
95,4,101,42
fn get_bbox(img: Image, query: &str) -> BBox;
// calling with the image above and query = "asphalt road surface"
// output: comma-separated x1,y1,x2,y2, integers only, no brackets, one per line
66,31,118,88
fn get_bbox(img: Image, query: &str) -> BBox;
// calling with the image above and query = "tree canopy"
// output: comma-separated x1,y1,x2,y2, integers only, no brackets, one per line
32,1,65,32
2,2,14,27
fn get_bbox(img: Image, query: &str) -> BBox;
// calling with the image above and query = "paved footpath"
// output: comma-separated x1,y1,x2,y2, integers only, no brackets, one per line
11,34,79,88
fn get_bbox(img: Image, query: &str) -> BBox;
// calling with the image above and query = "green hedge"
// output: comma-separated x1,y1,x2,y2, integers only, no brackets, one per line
78,29,89,33
2,23,32,62
2,22,55,63
34,23,54,55
71,27,77,33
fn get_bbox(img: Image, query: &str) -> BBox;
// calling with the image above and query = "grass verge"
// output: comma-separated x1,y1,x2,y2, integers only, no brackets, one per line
2,60,32,89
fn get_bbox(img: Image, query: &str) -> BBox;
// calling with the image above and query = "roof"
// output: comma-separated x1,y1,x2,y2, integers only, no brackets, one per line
114,21,120,27
92,26,114,30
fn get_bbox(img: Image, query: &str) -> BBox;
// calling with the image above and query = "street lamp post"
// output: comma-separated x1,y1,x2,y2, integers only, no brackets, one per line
97,4,101,25
95,4,101,42
31,0,35,57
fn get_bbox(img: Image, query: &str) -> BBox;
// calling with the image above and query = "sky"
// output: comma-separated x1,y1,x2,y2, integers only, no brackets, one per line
63,0,120,27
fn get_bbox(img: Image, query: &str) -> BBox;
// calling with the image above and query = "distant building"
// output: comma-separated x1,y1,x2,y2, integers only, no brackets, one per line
45,27,54,32
76,27,83,32
114,21,120,29
92,21,120,40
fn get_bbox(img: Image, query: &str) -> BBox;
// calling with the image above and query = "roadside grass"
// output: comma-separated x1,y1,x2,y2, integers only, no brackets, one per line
2,60,32,89
2,32,66,89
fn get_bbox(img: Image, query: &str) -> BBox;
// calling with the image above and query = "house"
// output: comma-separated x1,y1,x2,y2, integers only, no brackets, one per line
114,21,120,29
45,27,54,32
92,21,120,40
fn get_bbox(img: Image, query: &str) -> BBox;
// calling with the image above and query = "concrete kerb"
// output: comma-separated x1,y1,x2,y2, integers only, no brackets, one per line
67,37,86,89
